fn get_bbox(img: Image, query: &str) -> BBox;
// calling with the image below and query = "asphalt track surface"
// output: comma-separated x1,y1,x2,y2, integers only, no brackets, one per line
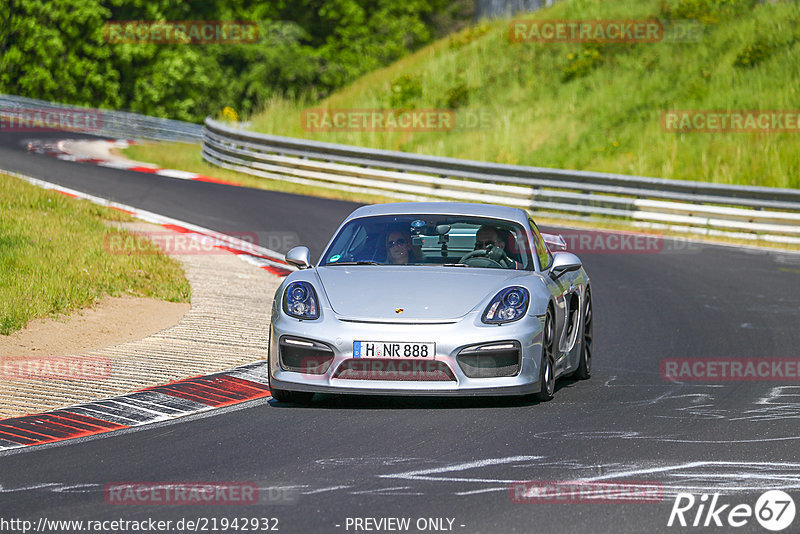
2,131,800,533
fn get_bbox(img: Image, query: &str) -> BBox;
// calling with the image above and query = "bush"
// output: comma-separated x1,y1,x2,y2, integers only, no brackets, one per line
448,22,491,49
390,75,424,108
0,1,469,123
444,82,470,109
562,45,604,82
659,0,757,24
733,38,776,68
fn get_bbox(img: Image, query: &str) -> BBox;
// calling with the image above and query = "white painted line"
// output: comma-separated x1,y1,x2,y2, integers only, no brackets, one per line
97,161,139,169
454,487,508,496
155,169,201,179
349,486,424,496
576,461,800,483
302,485,352,495
381,455,542,483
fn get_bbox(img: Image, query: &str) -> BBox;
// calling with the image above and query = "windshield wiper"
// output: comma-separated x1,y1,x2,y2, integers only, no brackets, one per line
327,261,380,266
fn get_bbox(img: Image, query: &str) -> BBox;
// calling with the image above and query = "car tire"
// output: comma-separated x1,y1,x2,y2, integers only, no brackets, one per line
571,288,593,380
270,387,314,405
535,307,556,402
268,337,314,404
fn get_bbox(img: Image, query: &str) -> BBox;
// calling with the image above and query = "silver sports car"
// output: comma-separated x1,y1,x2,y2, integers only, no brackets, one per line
268,202,592,403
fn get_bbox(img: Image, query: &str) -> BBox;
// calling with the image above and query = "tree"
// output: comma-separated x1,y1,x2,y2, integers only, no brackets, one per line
0,0,120,108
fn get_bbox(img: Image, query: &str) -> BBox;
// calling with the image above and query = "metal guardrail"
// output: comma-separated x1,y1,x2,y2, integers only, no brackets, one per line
0,94,203,143
202,118,800,244
476,0,558,20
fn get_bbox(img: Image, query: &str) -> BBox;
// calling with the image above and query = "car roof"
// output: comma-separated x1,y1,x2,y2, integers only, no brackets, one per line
345,202,530,225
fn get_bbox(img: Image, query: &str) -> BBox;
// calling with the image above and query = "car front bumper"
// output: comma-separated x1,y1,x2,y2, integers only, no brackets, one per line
268,310,546,397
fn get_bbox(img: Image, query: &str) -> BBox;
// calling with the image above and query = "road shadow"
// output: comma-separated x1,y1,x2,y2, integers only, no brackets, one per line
268,379,582,410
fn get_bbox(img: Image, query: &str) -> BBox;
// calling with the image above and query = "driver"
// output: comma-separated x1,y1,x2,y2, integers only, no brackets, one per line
474,226,521,269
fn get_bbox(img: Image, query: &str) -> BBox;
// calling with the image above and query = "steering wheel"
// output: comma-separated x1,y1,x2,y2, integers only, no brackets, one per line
459,246,513,268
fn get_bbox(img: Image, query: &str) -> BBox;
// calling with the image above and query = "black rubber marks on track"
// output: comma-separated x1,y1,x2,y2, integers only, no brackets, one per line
0,362,270,451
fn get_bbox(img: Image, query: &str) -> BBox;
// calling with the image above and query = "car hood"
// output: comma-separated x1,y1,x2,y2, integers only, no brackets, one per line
316,266,527,322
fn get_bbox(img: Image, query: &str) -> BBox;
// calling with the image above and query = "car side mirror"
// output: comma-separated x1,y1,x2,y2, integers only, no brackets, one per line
549,251,582,279
285,246,311,269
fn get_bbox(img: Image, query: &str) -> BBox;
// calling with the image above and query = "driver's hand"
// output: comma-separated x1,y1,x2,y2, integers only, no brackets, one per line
487,246,518,269
487,245,508,263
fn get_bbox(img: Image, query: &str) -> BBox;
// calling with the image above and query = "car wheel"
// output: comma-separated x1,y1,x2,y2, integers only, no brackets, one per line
572,288,593,380
535,307,556,402
270,387,314,405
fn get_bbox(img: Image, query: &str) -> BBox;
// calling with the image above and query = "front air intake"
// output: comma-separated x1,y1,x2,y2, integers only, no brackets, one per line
279,336,334,374
457,341,521,378
333,359,455,381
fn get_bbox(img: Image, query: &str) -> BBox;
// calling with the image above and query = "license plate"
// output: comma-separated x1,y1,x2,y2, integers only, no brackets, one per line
353,341,435,359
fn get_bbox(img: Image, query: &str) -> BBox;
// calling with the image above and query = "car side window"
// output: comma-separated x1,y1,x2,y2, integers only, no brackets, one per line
529,218,552,271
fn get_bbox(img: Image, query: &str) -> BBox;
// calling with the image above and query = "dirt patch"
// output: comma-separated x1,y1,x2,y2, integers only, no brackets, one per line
0,295,189,358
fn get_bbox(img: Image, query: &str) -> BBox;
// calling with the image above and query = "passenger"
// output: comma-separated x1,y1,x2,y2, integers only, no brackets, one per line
385,229,416,264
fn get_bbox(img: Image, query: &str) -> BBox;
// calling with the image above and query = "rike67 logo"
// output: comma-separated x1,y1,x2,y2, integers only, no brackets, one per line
668,491,795,531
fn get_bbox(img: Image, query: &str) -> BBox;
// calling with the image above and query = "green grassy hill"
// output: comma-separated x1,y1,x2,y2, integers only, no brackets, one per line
245,0,800,189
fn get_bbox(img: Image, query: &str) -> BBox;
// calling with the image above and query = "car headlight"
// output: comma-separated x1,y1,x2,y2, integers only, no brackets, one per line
283,281,320,320
482,287,529,324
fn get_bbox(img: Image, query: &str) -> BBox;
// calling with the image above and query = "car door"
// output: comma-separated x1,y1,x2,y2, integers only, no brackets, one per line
529,219,575,372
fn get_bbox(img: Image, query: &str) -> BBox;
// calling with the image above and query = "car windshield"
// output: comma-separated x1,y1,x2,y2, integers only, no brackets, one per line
320,215,533,270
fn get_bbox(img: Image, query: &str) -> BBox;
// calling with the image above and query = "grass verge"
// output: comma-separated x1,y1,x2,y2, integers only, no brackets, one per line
0,173,191,336
241,0,800,189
